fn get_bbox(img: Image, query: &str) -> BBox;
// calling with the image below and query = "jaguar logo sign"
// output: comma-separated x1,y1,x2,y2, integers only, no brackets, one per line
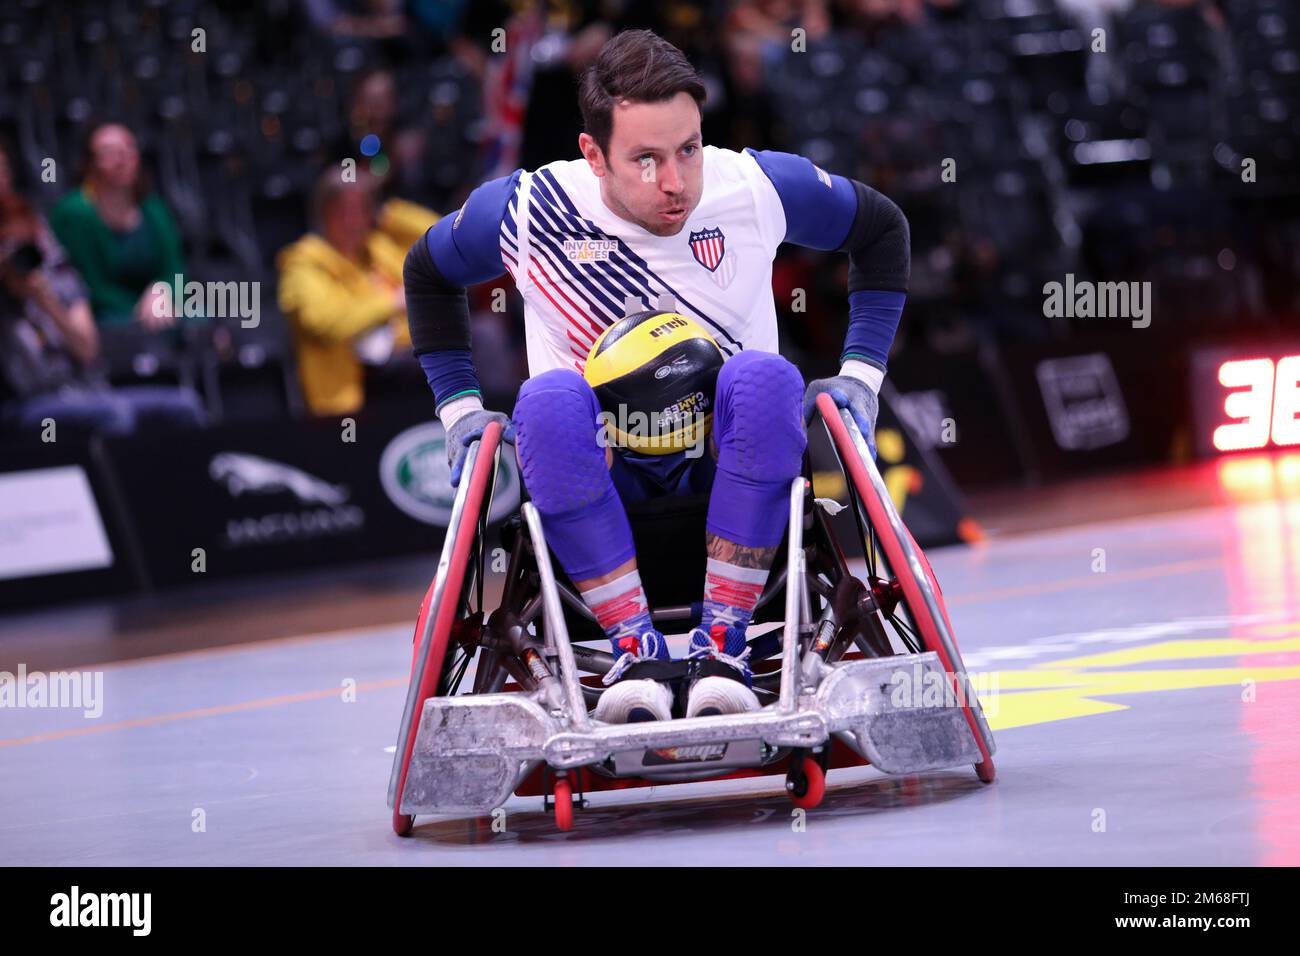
209,453,349,505
208,452,364,547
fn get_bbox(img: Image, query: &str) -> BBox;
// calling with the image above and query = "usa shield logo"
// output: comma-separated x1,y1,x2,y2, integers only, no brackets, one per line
689,227,726,272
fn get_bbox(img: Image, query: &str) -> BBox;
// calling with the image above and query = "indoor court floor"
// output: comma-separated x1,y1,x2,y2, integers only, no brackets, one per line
3,455,1299,865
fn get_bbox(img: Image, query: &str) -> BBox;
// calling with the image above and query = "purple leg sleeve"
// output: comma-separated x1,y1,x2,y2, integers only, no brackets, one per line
706,351,807,549
513,369,635,581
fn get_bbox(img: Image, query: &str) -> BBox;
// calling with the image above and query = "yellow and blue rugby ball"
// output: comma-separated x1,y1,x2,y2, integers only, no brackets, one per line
583,310,723,455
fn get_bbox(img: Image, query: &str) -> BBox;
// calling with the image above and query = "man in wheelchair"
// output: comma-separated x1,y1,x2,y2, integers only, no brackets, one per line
403,30,908,725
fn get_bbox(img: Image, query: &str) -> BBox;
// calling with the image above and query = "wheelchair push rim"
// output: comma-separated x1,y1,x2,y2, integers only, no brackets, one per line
389,421,502,836
815,393,996,784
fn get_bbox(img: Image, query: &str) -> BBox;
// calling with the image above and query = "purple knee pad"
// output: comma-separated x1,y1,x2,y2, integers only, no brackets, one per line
707,351,807,549
512,369,635,580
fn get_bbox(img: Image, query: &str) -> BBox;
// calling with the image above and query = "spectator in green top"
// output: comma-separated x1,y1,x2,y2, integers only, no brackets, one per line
49,123,185,328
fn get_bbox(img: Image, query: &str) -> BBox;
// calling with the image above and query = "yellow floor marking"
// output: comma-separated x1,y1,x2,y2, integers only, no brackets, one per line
975,636,1300,730
1037,636,1300,670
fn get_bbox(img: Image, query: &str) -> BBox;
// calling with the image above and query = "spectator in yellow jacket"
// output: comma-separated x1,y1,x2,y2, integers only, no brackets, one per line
277,172,436,415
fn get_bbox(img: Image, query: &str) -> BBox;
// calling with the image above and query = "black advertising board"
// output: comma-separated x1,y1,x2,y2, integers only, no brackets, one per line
809,385,977,550
7,391,963,606
875,383,978,548
97,403,522,588
886,343,1030,488
998,330,1187,477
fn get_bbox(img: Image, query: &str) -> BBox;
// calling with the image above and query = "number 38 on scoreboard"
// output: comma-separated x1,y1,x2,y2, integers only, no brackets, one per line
1193,350,1300,455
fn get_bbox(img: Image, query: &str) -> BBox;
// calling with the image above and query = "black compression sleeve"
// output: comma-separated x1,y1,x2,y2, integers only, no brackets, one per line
837,179,910,294
403,232,472,356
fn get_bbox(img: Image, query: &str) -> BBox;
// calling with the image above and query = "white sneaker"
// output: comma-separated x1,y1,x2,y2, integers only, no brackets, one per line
684,626,759,717
595,679,674,723
595,631,674,723
685,675,759,718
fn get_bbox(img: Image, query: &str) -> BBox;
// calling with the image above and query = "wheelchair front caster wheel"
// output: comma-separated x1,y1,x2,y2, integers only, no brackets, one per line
553,777,574,831
786,756,826,810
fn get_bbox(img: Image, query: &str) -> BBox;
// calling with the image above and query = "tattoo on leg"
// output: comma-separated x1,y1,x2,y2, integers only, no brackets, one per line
706,533,778,570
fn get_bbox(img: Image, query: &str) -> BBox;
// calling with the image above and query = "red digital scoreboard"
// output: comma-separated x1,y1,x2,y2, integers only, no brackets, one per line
1192,345,1300,456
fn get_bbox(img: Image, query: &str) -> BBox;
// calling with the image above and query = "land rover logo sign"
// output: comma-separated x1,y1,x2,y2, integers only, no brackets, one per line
379,422,521,526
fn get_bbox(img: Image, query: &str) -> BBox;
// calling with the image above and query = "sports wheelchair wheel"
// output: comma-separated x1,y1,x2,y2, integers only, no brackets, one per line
552,775,574,832
815,393,996,784
786,754,826,810
389,422,503,836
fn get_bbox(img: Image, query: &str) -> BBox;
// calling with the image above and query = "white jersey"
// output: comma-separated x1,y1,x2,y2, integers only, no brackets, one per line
430,142,866,387
497,145,790,374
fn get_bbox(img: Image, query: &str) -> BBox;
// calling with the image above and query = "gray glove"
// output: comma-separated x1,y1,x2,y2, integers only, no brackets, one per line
802,374,879,459
445,409,515,486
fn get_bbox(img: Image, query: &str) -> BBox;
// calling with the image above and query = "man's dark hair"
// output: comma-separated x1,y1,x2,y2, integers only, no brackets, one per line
311,168,377,231
578,29,706,159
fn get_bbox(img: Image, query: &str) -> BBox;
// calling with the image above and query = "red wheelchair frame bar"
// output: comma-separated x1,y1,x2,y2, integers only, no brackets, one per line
816,392,996,783
389,421,503,836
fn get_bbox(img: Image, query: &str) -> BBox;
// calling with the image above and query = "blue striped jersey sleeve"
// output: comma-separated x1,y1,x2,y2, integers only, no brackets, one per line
743,148,857,251
423,169,522,287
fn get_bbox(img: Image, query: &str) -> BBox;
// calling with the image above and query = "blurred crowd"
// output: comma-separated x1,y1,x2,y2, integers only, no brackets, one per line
1,0,1297,438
